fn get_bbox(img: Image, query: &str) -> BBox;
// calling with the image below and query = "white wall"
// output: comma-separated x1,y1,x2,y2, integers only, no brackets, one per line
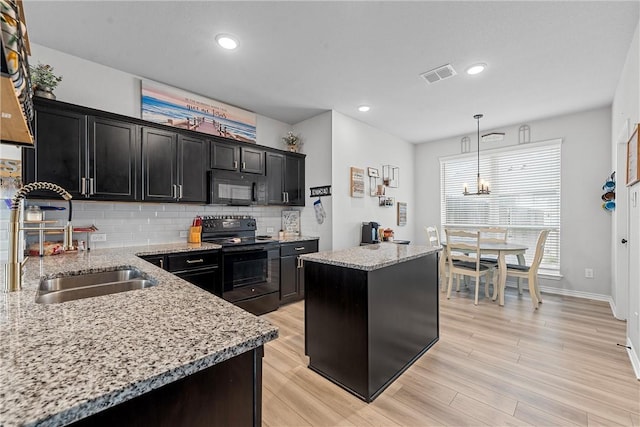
293,111,333,251
331,111,415,250
415,107,613,298
31,43,292,151
611,20,640,376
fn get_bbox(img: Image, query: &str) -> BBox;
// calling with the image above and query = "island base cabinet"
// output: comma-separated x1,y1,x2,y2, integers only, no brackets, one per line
70,347,264,427
305,254,439,402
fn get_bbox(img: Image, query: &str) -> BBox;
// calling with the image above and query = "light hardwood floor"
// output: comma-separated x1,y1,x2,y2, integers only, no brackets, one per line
261,287,640,426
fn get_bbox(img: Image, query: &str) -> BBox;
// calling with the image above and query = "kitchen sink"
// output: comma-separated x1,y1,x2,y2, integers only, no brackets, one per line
36,268,158,304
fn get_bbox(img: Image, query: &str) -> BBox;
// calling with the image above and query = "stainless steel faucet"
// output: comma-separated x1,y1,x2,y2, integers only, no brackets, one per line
3,182,73,292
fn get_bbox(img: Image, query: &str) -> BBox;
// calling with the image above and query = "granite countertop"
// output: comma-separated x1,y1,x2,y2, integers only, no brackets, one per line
300,242,441,271
278,235,319,243
0,242,279,427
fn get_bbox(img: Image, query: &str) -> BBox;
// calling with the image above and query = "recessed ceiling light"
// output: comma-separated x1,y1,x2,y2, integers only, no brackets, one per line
466,63,487,75
358,105,371,112
216,34,239,50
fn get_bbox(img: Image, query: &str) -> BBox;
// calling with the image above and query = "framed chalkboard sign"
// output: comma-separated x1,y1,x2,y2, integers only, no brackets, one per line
627,125,639,186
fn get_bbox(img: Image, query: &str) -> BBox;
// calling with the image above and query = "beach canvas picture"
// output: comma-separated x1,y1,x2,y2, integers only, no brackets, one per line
141,80,257,143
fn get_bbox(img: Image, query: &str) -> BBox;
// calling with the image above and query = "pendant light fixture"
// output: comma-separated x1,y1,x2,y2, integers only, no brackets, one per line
463,114,490,196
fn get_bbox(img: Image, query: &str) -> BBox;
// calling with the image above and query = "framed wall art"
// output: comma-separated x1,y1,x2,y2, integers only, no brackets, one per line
141,80,257,143
350,167,365,198
397,202,407,226
627,124,639,186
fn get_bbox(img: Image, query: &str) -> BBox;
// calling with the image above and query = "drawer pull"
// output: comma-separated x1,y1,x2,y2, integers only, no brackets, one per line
186,258,204,264
295,247,305,251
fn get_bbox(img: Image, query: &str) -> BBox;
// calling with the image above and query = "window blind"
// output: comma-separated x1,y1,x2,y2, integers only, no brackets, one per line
440,139,561,274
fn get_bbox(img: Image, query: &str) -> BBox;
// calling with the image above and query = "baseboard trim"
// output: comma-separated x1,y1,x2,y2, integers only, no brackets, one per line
608,298,627,321
536,285,612,304
627,338,640,381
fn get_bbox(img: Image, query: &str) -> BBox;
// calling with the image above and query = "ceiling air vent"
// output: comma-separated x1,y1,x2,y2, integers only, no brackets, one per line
420,64,457,85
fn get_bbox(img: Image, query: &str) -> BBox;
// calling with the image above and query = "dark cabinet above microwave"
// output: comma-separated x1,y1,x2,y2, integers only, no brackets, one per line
211,140,264,175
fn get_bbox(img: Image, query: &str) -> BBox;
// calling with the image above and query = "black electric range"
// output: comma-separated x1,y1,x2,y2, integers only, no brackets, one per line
200,215,280,315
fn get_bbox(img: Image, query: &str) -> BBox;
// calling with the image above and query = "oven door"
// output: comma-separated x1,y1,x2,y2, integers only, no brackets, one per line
222,246,279,303
208,170,266,206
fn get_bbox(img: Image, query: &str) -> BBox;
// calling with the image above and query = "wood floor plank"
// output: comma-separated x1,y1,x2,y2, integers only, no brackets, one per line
587,412,630,427
449,393,534,426
514,401,584,427
261,289,640,427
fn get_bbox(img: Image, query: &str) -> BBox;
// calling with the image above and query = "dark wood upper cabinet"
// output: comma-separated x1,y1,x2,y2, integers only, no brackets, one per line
142,127,178,202
142,128,207,203
240,146,264,174
177,134,208,203
24,107,86,198
211,139,264,174
285,154,305,206
266,151,305,206
87,117,138,201
266,152,285,204
211,140,238,171
24,104,138,201
23,99,302,206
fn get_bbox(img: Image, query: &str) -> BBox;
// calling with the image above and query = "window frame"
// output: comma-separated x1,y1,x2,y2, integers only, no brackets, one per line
439,139,562,275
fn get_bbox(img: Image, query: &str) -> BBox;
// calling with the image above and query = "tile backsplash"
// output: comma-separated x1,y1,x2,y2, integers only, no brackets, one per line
1,200,311,256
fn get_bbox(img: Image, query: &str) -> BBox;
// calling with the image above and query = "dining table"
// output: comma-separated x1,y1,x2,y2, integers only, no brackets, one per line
440,240,529,306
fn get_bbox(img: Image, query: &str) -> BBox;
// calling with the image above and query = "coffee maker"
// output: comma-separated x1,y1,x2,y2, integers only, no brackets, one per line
361,222,380,244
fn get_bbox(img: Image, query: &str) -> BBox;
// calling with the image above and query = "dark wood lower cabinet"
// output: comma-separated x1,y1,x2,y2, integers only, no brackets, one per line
279,240,318,305
305,253,439,402
70,346,263,427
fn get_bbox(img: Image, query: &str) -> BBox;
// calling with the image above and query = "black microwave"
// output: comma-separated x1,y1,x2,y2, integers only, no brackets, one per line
208,170,267,206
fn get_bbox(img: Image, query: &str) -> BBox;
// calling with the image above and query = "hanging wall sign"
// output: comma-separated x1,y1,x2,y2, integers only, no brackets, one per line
310,185,331,197
350,167,365,198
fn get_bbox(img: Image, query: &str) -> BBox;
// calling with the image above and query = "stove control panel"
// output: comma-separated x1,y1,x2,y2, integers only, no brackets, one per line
201,216,256,232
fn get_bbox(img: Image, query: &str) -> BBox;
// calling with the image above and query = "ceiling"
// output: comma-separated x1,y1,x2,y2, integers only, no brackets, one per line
23,1,639,144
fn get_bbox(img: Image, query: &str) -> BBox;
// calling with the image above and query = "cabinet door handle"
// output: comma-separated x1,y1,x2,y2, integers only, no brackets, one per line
286,192,290,203
159,259,164,269
178,184,183,199
242,161,246,170
81,177,87,196
295,247,305,251
186,258,204,264
297,258,303,268
234,160,238,169
282,192,286,203
89,178,95,195
172,184,177,199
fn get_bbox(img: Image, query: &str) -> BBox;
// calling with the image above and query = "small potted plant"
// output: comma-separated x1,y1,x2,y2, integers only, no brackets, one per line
282,131,300,153
29,62,63,99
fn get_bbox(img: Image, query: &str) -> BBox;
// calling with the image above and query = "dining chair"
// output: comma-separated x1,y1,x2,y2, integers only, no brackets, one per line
444,229,495,305
504,229,549,309
478,226,508,294
424,226,447,291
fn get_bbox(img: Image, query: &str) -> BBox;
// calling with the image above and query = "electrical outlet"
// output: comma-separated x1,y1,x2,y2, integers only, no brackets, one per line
179,230,188,238
585,268,594,278
90,233,107,242
266,227,274,233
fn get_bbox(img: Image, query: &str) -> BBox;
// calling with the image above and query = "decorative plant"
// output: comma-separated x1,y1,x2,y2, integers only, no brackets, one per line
29,62,63,91
282,131,299,148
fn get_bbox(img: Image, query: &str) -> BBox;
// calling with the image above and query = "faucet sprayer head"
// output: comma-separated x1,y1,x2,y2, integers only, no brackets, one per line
10,182,72,210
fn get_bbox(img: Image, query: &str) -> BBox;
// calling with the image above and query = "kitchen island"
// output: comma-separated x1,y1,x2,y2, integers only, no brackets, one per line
301,242,440,402
0,243,278,427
